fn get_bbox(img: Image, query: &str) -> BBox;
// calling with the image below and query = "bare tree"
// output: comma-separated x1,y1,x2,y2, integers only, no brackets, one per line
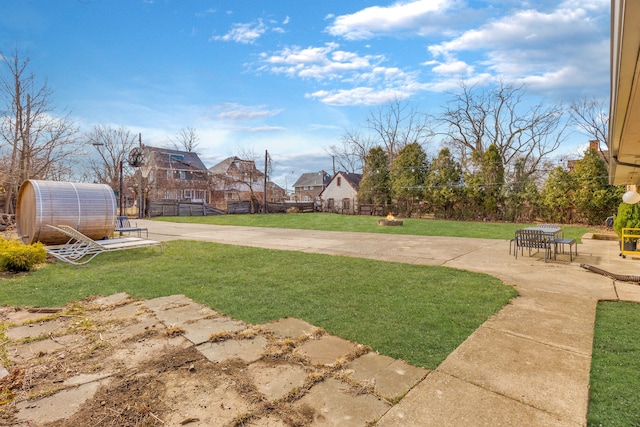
170,127,199,153
366,97,433,164
439,81,567,178
325,130,376,173
330,98,433,173
569,97,609,165
0,48,79,212
85,125,137,189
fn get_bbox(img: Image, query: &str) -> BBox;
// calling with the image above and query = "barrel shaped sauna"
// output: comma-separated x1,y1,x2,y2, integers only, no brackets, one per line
16,180,117,245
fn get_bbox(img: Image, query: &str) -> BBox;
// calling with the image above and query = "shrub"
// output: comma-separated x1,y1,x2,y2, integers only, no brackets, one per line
0,238,47,272
613,202,640,241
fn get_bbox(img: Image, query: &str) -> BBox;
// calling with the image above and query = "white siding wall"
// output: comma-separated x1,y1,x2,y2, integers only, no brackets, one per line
322,174,357,213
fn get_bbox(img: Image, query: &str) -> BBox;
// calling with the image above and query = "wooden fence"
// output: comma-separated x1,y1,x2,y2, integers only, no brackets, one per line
148,200,316,216
148,201,225,217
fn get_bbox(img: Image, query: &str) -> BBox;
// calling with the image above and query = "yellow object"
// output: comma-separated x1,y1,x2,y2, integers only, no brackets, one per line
620,228,640,256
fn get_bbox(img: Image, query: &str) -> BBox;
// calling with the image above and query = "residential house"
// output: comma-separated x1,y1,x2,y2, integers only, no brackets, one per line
141,146,210,204
292,171,331,203
319,172,362,214
609,0,640,187
567,140,609,172
208,157,266,210
266,181,287,203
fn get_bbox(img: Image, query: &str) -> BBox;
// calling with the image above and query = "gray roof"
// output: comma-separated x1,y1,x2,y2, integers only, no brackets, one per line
293,171,331,187
339,172,362,189
145,146,208,171
208,157,263,176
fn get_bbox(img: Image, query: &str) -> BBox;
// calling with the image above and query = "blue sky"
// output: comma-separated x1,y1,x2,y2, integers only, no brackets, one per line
1,0,610,188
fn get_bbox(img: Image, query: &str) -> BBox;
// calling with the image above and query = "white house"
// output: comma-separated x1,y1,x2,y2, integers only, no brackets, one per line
319,172,362,214
610,0,640,186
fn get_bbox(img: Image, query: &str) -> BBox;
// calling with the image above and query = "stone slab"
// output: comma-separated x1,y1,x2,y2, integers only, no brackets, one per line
344,352,428,401
15,379,110,424
6,318,68,340
299,335,358,366
151,302,217,326
101,318,164,342
109,335,191,366
197,336,268,363
436,326,590,424
91,301,149,323
261,317,317,339
181,317,246,345
9,334,84,363
378,371,577,427
92,292,131,306
246,361,308,401
0,308,59,325
293,377,389,426
143,294,194,310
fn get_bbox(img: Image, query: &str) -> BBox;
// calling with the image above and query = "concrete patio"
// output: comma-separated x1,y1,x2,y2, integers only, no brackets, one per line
139,220,640,426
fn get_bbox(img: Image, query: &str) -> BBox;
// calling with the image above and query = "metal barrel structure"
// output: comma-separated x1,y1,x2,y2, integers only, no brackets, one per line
16,180,117,245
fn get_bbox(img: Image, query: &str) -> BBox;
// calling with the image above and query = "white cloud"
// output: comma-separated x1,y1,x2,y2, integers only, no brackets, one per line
211,19,266,44
211,103,282,122
259,42,427,106
260,43,384,81
326,0,452,40
424,2,609,98
428,58,474,76
306,87,410,106
195,8,216,18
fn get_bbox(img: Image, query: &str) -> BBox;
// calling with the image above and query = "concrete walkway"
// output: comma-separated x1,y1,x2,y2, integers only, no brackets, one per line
138,219,640,426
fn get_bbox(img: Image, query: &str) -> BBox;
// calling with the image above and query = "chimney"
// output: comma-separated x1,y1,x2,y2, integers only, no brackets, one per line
589,140,599,151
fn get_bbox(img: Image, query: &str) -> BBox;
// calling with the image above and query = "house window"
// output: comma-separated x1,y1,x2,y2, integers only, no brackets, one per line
328,198,335,209
337,177,341,186
343,198,350,211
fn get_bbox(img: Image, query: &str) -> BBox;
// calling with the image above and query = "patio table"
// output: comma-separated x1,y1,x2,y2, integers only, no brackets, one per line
519,226,576,261
523,226,563,239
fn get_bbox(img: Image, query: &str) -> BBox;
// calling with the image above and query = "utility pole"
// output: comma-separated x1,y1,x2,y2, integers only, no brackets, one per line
138,133,143,218
263,150,268,214
119,160,123,216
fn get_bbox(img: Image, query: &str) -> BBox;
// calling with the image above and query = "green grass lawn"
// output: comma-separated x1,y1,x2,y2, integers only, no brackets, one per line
0,213,627,423
0,240,516,369
154,213,596,242
589,301,640,426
